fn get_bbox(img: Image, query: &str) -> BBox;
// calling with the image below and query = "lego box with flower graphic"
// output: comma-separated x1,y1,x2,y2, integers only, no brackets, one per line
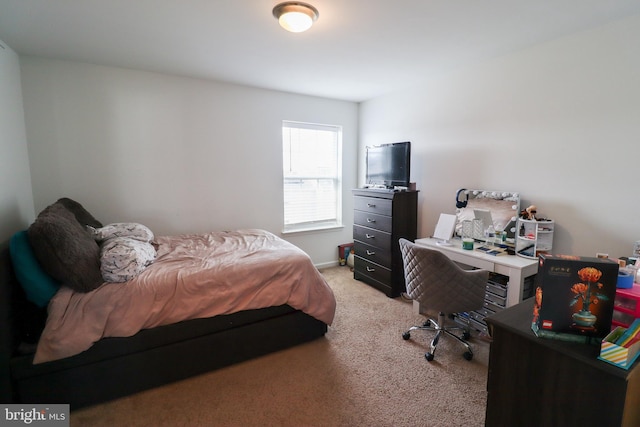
531,254,620,342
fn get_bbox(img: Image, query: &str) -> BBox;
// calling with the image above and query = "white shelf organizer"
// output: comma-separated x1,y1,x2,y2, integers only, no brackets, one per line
515,218,554,259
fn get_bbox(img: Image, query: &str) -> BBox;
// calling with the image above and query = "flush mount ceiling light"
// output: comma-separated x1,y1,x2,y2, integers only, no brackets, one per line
272,2,319,33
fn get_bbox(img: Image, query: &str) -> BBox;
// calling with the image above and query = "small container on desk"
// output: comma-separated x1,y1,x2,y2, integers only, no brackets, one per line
515,218,554,259
613,283,640,328
599,325,640,370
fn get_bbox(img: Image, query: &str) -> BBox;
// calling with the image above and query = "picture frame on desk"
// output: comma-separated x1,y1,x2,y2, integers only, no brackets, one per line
433,213,457,246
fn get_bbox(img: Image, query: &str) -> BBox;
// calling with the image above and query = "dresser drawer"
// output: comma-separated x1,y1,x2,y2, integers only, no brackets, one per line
354,196,393,216
354,257,391,285
354,210,392,232
354,241,392,268
353,225,391,252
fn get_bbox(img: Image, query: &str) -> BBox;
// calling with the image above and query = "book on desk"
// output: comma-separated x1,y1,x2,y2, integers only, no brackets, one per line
474,243,509,256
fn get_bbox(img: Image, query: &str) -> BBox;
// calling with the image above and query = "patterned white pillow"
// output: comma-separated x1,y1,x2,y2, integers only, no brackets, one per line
99,237,156,283
87,223,154,243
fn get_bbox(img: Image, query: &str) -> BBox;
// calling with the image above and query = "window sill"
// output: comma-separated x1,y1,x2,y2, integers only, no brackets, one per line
282,224,344,236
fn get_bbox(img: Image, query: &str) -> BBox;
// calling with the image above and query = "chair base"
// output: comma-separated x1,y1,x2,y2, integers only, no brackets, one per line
402,312,474,361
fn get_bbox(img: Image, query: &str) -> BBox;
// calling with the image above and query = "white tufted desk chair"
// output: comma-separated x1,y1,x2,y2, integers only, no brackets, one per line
399,238,488,361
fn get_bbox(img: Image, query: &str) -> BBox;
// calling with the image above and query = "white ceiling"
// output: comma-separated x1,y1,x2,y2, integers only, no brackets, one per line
1,0,640,102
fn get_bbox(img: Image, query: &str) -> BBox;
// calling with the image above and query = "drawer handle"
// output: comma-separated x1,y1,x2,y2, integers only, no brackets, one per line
365,234,375,239
367,203,376,208
366,250,376,256
366,218,376,223
366,266,375,272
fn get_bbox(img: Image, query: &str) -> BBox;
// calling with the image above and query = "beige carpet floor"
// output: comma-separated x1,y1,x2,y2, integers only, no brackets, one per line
71,266,490,426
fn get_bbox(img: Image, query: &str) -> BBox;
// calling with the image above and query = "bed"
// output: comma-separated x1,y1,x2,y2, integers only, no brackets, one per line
0,199,336,409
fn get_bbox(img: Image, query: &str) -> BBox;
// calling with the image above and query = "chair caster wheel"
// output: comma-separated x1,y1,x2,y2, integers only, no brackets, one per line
462,331,471,340
402,332,411,340
425,352,435,361
463,351,473,361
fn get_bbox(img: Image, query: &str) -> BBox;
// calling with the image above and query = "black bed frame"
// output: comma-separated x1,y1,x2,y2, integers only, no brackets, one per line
0,240,328,409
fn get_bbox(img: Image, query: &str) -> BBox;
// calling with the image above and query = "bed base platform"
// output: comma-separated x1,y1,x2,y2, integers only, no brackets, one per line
0,241,328,409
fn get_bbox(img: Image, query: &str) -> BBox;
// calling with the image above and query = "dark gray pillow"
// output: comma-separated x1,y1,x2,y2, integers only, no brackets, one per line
28,203,103,293
55,197,103,228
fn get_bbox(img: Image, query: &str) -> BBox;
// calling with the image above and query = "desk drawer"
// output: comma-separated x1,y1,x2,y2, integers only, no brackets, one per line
354,196,393,216
354,210,392,232
470,310,489,325
470,317,489,335
486,282,508,298
484,300,505,313
475,306,496,318
485,292,507,308
354,257,391,285
354,241,391,268
353,225,391,251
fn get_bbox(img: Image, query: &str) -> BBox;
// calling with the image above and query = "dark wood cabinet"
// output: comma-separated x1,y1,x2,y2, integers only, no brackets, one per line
485,299,640,427
352,189,417,297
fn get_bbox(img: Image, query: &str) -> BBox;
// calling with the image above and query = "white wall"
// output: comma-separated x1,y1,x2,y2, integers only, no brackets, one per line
0,39,35,241
360,15,640,258
20,58,358,267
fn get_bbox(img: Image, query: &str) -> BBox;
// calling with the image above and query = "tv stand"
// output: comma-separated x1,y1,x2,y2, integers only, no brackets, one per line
352,188,418,297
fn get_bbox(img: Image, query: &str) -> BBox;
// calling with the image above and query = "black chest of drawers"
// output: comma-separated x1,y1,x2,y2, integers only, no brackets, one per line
352,189,418,297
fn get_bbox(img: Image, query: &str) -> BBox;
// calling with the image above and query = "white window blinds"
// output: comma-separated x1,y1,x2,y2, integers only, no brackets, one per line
282,121,342,232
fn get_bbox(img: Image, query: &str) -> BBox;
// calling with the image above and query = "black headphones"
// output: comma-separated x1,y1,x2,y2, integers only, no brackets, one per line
456,188,468,209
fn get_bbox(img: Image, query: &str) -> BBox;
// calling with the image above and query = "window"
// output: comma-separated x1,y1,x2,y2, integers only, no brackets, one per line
282,121,342,233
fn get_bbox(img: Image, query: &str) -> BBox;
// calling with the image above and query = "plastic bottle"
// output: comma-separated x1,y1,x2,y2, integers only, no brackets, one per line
486,225,496,245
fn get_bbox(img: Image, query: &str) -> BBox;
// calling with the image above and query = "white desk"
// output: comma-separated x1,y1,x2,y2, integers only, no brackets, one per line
414,237,539,308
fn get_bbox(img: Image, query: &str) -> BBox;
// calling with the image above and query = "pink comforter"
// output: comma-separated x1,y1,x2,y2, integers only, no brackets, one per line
34,229,336,364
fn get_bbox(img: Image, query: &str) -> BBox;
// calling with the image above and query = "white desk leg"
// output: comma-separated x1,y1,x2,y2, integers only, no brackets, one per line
507,269,524,307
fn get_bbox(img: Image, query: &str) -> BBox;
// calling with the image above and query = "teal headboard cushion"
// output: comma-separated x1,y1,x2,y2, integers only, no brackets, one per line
9,230,61,307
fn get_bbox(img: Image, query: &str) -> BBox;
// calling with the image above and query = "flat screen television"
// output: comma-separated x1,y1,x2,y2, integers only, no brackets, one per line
365,141,411,188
